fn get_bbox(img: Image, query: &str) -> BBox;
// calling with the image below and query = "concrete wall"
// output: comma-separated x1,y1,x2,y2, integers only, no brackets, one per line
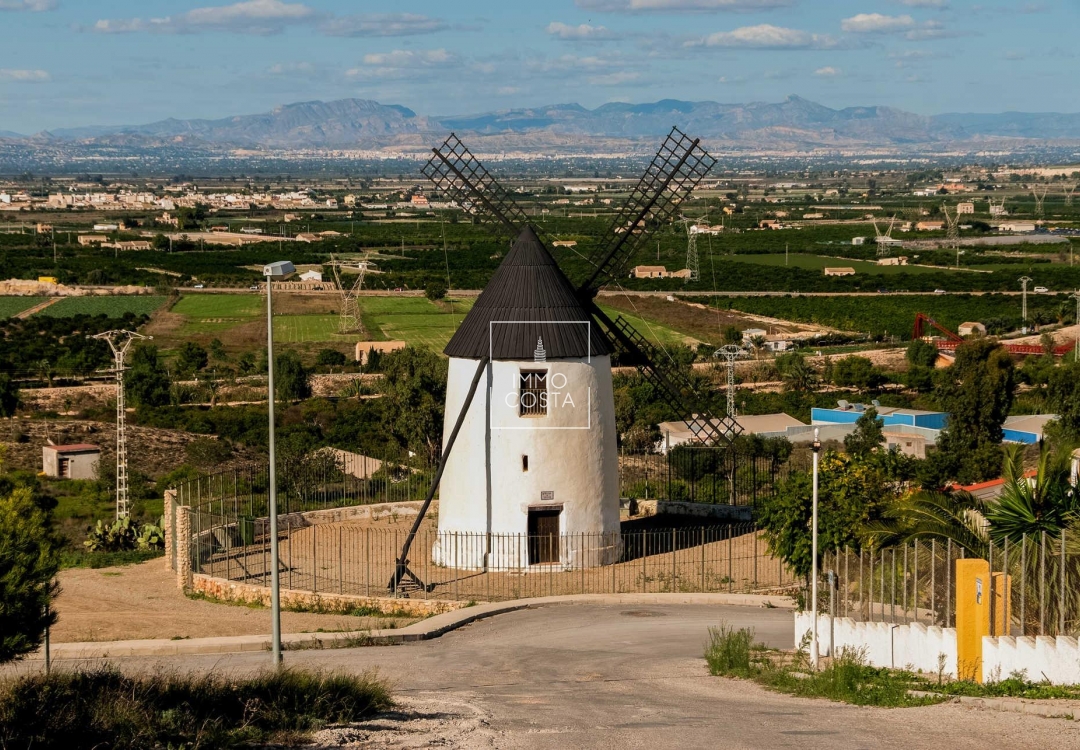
795,612,958,679
983,635,1080,684
634,499,752,523
435,355,620,570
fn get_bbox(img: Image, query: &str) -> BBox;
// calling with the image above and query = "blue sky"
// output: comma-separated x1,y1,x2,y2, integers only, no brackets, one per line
0,0,1074,133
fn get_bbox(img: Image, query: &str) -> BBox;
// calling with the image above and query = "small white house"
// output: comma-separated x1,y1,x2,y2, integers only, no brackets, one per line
42,444,100,480
299,270,323,282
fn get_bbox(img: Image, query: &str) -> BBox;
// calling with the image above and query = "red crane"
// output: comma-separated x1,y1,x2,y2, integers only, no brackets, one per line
913,313,1075,357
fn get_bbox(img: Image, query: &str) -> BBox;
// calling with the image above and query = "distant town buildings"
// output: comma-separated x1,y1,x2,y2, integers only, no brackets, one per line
630,265,691,279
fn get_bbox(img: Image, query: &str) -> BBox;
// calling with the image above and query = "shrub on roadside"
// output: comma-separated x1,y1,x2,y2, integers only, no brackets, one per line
0,667,392,749
84,516,164,553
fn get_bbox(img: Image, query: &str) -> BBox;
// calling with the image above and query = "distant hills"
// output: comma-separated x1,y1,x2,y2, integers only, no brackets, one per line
10,95,1080,152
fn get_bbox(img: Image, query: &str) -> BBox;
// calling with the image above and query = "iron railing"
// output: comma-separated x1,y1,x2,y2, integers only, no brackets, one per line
819,532,1078,638
186,515,797,602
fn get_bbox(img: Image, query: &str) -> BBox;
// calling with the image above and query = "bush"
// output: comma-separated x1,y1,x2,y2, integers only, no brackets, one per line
0,488,60,663
184,436,233,468
316,348,347,367
0,667,392,749
84,516,164,553
704,623,756,676
424,280,448,301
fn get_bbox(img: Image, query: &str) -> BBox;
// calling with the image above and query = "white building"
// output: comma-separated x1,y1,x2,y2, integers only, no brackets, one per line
299,270,323,282
42,444,100,480
433,227,620,571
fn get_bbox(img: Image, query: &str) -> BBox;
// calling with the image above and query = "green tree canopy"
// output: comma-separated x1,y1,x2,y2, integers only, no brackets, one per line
0,372,19,418
0,488,60,663
176,341,208,375
1047,360,1080,442
930,338,1016,485
844,407,884,458
424,281,448,302
906,339,938,369
379,347,448,465
274,351,311,401
125,344,171,408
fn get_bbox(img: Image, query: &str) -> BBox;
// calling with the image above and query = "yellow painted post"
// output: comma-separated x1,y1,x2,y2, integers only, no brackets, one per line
992,572,1012,637
955,558,991,682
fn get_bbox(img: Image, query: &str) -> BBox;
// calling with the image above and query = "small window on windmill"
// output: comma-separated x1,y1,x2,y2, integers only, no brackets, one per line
522,455,529,472
519,370,548,417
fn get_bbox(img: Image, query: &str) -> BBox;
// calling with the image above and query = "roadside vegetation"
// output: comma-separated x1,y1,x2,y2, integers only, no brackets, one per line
0,667,391,749
704,622,1080,707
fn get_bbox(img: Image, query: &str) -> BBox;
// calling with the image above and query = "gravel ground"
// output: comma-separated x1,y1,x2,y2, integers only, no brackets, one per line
51,560,420,642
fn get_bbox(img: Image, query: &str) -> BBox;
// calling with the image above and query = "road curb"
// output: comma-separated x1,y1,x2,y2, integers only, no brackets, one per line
35,592,793,660
910,691,1080,721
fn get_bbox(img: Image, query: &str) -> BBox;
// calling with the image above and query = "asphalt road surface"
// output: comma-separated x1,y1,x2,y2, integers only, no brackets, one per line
48,603,1080,749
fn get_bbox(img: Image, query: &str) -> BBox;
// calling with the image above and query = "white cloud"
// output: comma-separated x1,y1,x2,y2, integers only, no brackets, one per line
92,0,315,35
267,61,315,75
575,0,792,11
320,13,447,37
814,66,840,76
0,68,50,82
841,13,915,33
692,24,838,49
587,71,639,85
546,22,619,40
0,0,56,10
717,74,748,84
347,49,459,79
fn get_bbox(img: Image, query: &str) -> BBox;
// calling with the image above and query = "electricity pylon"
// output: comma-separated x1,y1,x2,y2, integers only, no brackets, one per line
1033,185,1048,218
679,216,700,281
91,330,150,519
1019,276,1033,326
327,257,370,335
715,344,743,418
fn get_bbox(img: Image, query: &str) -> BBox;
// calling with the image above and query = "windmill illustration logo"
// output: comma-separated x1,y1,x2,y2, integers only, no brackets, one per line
534,336,546,362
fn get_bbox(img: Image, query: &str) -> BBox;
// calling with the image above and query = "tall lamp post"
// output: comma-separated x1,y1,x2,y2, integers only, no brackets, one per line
810,427,821,670
263,260,294,666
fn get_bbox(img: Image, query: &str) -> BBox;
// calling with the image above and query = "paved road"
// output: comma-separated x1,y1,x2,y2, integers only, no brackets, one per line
47,603,1080,749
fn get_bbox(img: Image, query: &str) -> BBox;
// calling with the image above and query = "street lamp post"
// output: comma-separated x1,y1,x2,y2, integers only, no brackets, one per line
263,260,294,666
811,428,821,670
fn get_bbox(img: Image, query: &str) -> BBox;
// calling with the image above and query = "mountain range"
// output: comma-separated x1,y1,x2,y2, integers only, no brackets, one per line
9,96,1080,152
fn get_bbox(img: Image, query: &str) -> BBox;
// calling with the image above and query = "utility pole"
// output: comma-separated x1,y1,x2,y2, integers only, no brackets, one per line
1071,290,1080,361
715,345,742,418
1019,276,1033,328
91,330,150,519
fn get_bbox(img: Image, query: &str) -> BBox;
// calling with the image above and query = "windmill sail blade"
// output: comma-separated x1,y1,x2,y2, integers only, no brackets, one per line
589,303,739,446
579,127,716,295
421,133,530,237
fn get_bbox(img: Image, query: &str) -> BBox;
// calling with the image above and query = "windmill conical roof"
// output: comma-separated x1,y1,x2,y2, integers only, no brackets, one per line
444,226,610,360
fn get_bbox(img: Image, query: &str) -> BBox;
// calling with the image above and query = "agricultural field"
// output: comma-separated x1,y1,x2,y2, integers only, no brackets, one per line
0,296,45,318
595,302,700,349
729,253,970,277
34,295,168,318
362,296,476,350
696,293,1075,340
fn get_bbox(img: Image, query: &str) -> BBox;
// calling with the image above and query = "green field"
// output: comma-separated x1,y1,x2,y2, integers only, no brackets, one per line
0,296,46,318
273,314,340,343
362,297,476,350
731,253,968,277
35,296,168,318
596,303,702,349
171,294,262,336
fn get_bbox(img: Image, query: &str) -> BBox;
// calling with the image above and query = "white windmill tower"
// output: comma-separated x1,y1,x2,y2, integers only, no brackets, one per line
387,131,736,590
433,227,620,570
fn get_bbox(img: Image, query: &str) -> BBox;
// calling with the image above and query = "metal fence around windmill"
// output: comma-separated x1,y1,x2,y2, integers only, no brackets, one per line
174,446,796,603
817,533,1078,638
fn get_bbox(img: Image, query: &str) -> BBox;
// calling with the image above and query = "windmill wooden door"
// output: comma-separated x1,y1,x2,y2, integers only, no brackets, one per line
528,508,561,565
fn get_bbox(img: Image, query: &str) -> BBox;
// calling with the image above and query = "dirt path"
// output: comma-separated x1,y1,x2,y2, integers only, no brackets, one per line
51,560,420,643
15,297,60,318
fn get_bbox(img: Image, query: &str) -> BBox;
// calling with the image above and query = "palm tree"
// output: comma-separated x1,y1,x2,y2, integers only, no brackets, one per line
984,444,1078,544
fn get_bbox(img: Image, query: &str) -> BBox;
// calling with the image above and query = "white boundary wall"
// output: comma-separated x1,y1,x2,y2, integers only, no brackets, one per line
983,636,1080,684
795,613,958,679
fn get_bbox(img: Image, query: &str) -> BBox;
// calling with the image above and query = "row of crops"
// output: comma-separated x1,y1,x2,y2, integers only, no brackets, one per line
0,296,168,319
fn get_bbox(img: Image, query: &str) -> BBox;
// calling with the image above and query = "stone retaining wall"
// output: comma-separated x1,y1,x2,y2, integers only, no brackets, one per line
191,574,462,617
